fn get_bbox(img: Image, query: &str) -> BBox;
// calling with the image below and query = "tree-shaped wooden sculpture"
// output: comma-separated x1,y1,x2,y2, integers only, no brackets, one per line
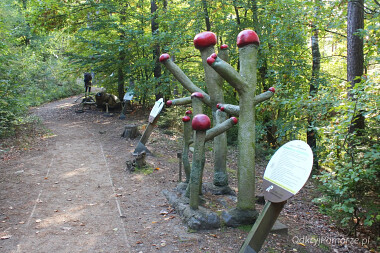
160,32,230,190
207,30,275,225
194,32,229,188
189,112,238,210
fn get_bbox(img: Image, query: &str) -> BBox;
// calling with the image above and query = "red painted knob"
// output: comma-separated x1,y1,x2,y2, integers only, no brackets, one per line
191,92,204,99
159,53,170,62
192,114,211,131
207,56,216,65
237,30,260,48
269,87,275,93
166,100,173,106
220,44,228,50
216,103,221,109
182,116,191,122
220,107,225,111
231,117,238,124
185,110,192,115
194,32,217,49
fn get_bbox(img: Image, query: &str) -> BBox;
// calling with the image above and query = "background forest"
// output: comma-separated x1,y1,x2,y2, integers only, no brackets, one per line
0,0,379,238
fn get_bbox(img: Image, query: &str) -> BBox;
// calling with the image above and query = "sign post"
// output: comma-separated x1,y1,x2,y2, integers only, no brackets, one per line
133,98,165,155
119,91,135,119
239,140,313,253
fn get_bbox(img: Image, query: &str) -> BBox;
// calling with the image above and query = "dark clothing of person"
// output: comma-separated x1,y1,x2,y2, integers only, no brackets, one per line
84,73,92,93
85,81,92,93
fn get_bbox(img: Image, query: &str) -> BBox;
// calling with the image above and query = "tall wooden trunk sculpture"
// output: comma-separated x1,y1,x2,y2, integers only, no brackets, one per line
207,30,275,221
159,33,230,188
161,30,275,225
194,32,229,187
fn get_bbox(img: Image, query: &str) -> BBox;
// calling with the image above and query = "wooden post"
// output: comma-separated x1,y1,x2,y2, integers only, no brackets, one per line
239,201,286,253
177,152,182,182
133,115,160,155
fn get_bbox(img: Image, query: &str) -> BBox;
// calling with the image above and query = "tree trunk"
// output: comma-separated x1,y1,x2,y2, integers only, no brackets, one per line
347,0,364,88
117,62,125,101
233,0,241,25
347,0,365,134
201,0,211,31
307,0,321,170
117,4,128,101
151,0,162,100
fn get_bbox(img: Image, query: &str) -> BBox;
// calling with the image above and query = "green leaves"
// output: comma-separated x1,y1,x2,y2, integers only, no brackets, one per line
0,0,379,235
312,76,380,231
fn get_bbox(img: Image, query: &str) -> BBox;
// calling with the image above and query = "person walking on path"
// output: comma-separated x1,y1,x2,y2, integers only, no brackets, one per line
84,72,92,97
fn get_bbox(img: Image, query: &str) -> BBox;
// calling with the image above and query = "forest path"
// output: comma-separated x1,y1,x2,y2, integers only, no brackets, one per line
0,96,242,253
1,96,372,253
2,97,134,252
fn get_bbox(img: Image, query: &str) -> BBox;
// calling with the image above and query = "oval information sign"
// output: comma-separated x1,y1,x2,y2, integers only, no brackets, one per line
263,140,313,203
148,98,164,123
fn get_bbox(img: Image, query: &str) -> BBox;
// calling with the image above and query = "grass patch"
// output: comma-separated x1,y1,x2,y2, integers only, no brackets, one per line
135,167,156,175
238,224,253,233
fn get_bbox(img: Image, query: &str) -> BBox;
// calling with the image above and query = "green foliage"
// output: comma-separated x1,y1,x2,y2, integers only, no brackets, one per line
0,0,379,236
313,77,380,233
158,106,191,135
0,0,81,138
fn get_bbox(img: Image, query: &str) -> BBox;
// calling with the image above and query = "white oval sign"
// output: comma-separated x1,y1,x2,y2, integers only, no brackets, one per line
148,98,164,123
263,140,313,203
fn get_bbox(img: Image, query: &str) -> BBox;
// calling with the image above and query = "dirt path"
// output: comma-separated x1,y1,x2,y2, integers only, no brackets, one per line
0,96,375,253
0,96,245,253
1,98,133,252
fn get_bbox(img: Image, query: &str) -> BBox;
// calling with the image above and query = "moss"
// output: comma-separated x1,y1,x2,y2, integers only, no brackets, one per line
237,224,253,233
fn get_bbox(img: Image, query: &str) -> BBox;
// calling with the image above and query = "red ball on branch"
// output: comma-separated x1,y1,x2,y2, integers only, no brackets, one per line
185,110,192,115
231,117,238,124
220,44,228,50
207,53,217,65
237,30,260,48
159,53,170,62
194,32,217,49
191,92,204,99
192,114,211,131
269,87,275,93
166,100,173,107
182,116,191,122
207,56,216,65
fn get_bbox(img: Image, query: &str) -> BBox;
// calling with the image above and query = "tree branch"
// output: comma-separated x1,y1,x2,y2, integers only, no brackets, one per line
323,29,347,38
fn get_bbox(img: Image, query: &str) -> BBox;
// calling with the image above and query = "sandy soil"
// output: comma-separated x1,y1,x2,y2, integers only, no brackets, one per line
0,96,375,253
